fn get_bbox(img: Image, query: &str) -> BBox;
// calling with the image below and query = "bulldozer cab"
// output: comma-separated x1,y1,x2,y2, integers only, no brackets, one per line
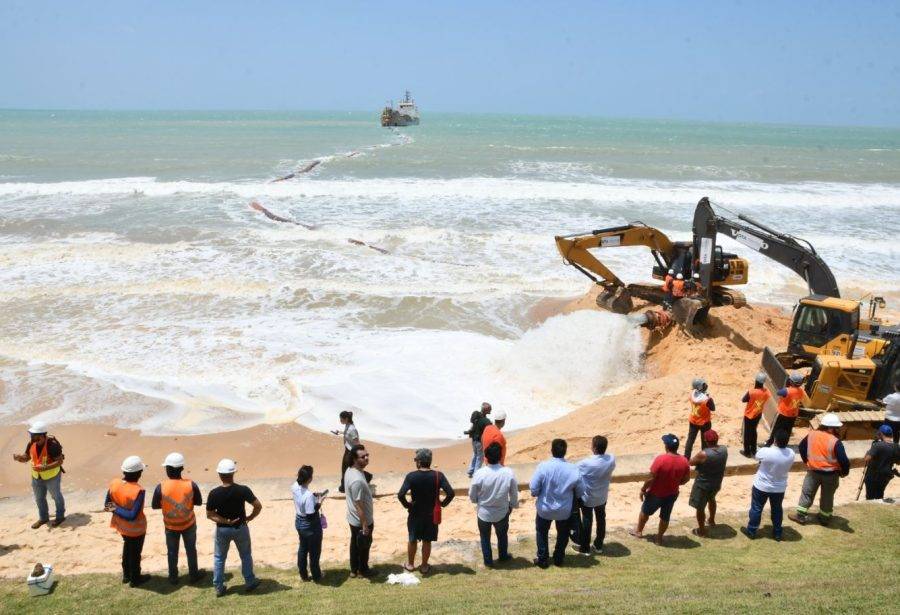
788,296,859,360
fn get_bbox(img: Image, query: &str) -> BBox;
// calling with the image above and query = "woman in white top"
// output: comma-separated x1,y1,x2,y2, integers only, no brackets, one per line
291,465,325,581
332,411,360,493
742,429,795,541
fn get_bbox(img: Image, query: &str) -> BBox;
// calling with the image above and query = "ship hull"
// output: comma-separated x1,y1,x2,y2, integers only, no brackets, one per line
381,114,419,127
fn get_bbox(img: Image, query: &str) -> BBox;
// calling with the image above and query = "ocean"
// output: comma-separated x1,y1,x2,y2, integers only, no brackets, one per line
1,110,898,446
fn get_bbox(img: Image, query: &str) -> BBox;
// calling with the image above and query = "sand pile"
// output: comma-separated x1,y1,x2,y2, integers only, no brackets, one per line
507,288,792,462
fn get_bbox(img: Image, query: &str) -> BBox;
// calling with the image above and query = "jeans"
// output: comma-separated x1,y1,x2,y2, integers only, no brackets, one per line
797,471,839,517
32,474,65,522
213,524,257,590
165,525,198,579
577,503,606,551
765,414,796,446
742,415,761,455
121,534,145,582
684,422,712,459
295,515,323,580
349,524,373,574
477,514,509,565
535,515,570,566
747,486,784,538
467,439,484,476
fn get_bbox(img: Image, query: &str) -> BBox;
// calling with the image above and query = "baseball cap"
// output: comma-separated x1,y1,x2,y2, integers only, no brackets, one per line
879,424,894,437
703,429,719,443
661,433,679,449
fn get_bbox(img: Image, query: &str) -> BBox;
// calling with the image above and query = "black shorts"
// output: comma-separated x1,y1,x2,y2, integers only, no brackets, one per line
407,515,438,542
641,493,678,522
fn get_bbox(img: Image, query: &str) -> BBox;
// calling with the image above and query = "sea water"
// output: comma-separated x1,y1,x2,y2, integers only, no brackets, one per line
1,110,898,445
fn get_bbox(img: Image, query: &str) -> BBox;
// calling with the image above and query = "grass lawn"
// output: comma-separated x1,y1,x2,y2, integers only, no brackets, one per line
2,503,897,614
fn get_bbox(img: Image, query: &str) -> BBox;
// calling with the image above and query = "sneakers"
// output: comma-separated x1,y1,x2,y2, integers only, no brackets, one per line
497,554,513,562
740,526,757,539
215,586,227,598
244,579,261,593
189,569,207,583
31,520,48,529
532,558,549,569
51,517,66,527
817,514,832,527
130,574,151,587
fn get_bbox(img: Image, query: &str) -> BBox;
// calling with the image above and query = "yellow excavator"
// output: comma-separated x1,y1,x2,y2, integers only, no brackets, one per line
691,197,899,437
554,205,749,327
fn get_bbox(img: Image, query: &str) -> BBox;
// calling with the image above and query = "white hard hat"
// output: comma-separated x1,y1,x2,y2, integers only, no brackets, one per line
28,421,49,434
216,458,237,474
667,269,674,275
820,413,843,428
162,452,185,468
121,455,146,473
492,408,507,421
692,273,700,279
676,273,684,280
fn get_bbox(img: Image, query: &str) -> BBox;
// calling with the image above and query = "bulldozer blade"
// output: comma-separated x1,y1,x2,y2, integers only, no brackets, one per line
596,286,634,314
671,298,705,328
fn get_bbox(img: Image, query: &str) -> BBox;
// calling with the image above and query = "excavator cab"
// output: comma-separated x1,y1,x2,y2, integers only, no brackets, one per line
787,296,859,361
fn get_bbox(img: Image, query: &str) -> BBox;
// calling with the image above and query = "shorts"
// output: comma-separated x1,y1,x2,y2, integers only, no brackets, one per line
688,483,720,509
641,493,678,522
407,515,438,542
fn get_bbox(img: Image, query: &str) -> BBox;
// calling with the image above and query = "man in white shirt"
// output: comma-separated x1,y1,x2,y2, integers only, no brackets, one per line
882,384,900,444
741,429,795,541
469,442,518,567
571,435,615,554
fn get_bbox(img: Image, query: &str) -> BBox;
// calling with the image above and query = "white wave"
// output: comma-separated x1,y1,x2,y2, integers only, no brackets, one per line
2,175,898,209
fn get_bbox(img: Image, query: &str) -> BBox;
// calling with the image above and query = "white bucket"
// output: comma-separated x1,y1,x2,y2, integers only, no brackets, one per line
27,564,56,597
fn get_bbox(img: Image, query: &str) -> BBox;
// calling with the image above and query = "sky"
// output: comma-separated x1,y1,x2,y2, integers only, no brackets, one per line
2,1,899,126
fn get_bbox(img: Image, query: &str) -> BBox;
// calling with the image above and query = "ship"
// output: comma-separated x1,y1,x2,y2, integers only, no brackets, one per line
380,91,420,127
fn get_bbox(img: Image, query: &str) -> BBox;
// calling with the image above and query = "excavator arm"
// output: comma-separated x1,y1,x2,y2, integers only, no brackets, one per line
692,197,840,298
555,224,675,286
555,224,677,314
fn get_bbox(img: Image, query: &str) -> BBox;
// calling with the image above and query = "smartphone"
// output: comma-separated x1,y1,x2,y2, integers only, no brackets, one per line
319,489,330,498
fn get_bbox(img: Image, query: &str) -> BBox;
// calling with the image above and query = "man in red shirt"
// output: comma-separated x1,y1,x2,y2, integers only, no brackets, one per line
629,434,691,545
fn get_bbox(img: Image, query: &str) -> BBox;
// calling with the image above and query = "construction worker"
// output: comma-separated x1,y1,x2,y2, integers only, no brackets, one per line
481,408,507,465
671,273,686,299
151,452,205,584
662,269,675,292
741,373,772,457
684,378,715,460
105,455,150,587
11,421,65,529
207,458,262,597
788,413,850,526
688,272,703,296
764,372,809,446
863,425,899,500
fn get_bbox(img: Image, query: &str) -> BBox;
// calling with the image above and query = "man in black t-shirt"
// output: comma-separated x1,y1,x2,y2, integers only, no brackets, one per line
398,448,454,574
465,402,492,478
864,425,899,500
206,458,262,597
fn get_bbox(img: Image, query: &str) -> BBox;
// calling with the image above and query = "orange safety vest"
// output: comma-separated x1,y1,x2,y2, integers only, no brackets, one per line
744,388,771,420
662,275,674,292
481,424,507,465
672,279,685,298
108,479,147,537
160,479,196,531
689,394,712,426
777,386,804,418
806,430,840,471
30,441,61,480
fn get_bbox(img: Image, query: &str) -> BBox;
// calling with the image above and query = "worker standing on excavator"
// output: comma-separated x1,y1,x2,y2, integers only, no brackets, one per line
684,378,715,460
764,372,809,446
671,273,686,299
741,373,772,457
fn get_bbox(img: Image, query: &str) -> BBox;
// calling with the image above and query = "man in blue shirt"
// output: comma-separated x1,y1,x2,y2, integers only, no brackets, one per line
529,439,581,568
571,435,616,554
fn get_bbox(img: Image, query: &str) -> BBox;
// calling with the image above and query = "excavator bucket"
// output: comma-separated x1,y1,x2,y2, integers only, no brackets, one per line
596,285,634,314
671,298,705,328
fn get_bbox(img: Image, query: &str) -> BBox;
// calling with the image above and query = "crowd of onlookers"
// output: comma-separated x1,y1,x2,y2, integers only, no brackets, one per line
11,378,900,595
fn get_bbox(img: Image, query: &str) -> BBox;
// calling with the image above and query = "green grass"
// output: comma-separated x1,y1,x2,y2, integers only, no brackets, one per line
2,503,898,614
